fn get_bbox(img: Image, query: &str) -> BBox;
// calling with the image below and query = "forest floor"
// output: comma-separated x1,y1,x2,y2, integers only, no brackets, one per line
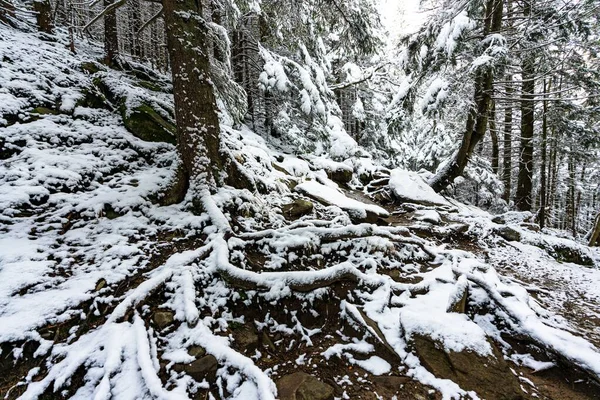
1,25,600,400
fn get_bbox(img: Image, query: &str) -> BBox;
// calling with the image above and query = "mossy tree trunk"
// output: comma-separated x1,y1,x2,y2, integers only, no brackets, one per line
162,0,223,205
430,0,503,192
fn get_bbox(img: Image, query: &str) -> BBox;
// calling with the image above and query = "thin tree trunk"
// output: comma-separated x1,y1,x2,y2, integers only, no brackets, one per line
430,0,503,192
515,0,535,211
566,151,576,235
489,99,499,174
589,213,600,247
538,79,548,228
162,0,222,205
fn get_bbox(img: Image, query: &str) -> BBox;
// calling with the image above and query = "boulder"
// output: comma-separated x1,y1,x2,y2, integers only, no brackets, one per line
282,199,314,219
276,372,334,400
496,226,522,242
122,104,176,144
326,167,353,185
411,334,522,400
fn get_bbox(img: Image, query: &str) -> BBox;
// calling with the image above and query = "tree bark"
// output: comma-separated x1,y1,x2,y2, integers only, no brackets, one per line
429,0,503,192
502,80,513,202
103,0,119,66
538,79,548,228
515,0,535,211
589,213,600,247
489,99,499,174
33,0,53,34
162,0,223,204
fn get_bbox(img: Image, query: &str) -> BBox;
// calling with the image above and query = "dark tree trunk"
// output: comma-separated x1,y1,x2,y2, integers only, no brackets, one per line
429,0,503,192
162,0,223,204
502,81,513,202
568,154,576,235
589,213,600,247
103,0,119,66
515,0,535,211
129,0,142,58
34,0,53,34
489,99,499,174
538,79,548,228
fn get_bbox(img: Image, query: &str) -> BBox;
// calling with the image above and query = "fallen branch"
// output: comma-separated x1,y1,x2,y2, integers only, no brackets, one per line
83,0,126,33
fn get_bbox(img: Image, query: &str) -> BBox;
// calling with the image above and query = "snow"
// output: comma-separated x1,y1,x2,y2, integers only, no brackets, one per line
296,181,389,219
2,18,600,400
389,169,450,206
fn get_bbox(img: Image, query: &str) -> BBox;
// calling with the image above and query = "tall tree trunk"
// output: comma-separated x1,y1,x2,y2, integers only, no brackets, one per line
430,0,503,192
566,151,576,235
34,0,53,33
162,0,222,204
515,0,535,211
590,212,600,247
502,80,513,202
103,0,119,66
489,99,499,174
538,79,548,228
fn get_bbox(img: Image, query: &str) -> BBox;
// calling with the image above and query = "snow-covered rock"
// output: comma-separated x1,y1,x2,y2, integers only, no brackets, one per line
389,169,450,206
296,181,389,222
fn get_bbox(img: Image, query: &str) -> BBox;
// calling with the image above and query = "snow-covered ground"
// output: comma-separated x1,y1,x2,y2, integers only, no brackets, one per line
1,24,600,400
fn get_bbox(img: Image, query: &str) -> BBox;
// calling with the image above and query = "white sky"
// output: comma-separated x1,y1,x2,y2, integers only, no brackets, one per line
378,0,427,41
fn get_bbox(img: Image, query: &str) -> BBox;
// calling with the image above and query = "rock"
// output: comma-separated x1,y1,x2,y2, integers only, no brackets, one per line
122,104,176,144
152,310,174,329
80,61,103,74
135,80,165,92
546,243,593,266
232,324,259,349
103,203,122,220
276,372,334,400
520,222,540,232
327,168,353,185
261,331,276,352
30,107,58,116
188,346,206,358
413,210,441,225
371,375,410,391
94,278,107,292
411,334,522,400
174,355,218,381
496,226,522,242
282,199,314,219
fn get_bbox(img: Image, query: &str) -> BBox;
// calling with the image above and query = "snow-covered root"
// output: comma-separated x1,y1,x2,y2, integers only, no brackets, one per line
456,259,600,385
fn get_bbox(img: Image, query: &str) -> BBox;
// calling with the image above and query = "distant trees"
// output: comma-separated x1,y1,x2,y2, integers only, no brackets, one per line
391,0,600,237
12,0,600,239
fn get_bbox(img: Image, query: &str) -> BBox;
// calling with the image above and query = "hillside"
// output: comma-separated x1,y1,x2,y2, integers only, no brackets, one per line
1,20,600,400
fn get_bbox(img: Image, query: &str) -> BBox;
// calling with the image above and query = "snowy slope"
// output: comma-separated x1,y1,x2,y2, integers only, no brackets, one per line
1,24,600,400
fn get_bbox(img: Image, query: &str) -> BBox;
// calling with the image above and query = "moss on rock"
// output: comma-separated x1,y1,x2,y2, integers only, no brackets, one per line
122,104,176,144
